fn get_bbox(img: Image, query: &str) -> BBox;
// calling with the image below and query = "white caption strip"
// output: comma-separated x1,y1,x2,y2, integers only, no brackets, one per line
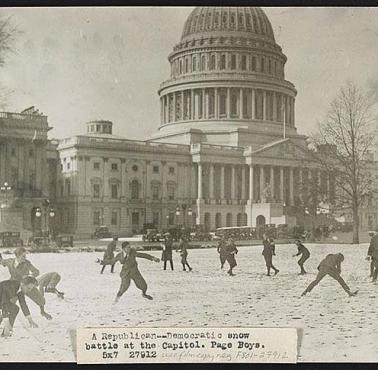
77,327,297,364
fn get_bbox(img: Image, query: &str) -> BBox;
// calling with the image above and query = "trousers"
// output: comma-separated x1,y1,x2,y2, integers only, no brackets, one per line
38,272,61,289
25,286,46,307
305,267,350,294
117,270,147,297
1,302,20,327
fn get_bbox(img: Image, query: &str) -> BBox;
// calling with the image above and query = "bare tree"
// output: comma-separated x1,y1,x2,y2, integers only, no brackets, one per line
0,16,18,108
311,82,377,243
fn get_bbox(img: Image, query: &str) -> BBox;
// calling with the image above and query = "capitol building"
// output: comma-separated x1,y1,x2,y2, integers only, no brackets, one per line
1,7,343,238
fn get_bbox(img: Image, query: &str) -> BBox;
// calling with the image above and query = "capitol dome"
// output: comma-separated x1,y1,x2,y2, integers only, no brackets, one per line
152,6,301,148
181,7,275,42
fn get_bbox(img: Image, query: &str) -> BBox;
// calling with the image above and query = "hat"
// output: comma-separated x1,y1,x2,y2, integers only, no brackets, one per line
121,241,130,248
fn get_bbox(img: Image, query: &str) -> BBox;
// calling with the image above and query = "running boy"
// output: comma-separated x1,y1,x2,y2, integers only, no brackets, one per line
177,237,192,271
110,242,160,303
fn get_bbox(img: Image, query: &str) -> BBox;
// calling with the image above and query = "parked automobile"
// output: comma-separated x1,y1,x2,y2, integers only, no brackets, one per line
55,234,74,248
92,226,112,239
143,229,163,242
0,231,23,248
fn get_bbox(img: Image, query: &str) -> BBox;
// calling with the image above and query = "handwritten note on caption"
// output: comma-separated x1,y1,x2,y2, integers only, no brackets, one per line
76,327,297,364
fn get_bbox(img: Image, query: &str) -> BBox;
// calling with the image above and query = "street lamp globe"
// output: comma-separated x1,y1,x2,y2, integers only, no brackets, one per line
35,208,42,217
49,208,55,218
175,206,181,216
187,207,193,216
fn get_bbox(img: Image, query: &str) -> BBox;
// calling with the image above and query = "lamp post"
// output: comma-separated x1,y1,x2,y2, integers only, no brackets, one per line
187,206,193,230
175,206,181,226
0,182,12,208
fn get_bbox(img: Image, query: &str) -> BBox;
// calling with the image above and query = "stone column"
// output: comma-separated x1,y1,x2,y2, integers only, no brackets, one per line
226,88,231,119
191,89,195,120
239,88,244,119
209,164,214,199
263,90,267,121
202,89,206,119
289,167,294,205
270,166,274,200
273,92,277,121
299,167,304,202
197,163,203,199
251,89,256,120
231,166,236,200
241,165,246,200
205,89,209,119
280,167,284,202
194,91,199,120
220,165,225,199
260,165,265,201
249,164,254,202
160,98,163,124
191,165,196,198
214,88,219,119
181,91,184,121
173,92,176,122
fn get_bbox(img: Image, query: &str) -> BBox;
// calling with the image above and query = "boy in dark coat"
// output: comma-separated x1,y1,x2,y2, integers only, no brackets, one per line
0,248,52,320
292,240,310,274
367,231,378,279
177,237,192,271
110,242,160,303
161,234,174,271
0,276,39,337
225,238,238,276
100,237,118,274
217,237,227,269
302,253,357,296
262,234,279,276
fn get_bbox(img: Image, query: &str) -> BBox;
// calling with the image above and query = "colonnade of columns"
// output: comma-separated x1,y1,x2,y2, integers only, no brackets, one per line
161,87,295,126
194,163,333,206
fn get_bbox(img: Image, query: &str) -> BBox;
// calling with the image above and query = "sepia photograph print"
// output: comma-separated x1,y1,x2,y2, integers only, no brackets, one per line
0,5,378,363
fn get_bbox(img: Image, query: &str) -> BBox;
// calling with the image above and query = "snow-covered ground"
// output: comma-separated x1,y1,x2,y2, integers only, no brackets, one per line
0,243,377,362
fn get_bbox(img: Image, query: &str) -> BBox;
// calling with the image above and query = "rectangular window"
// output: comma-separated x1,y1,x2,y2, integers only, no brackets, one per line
153,165,159,174
169,166,175,174
210,54,216,70
65,179,71,195
251,56,256,71
153,212,159,227
261,57,265,72
152,184,159,200
111,184,118,199
11,147,16,157
168,212,174,226
167,184,175,200
220,94,226,116
111,210,118,225
67,162,71,170
93,184,100,198
231,54,236,70
111,163,118,171
93,210,100,225
93,162,100,170
241,55,247,70
192,56,196,72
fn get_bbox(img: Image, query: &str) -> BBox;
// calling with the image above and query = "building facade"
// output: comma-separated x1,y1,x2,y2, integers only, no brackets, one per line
0,107,58,239
54,7,337,238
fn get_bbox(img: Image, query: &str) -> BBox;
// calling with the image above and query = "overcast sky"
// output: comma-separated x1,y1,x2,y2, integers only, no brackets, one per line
1,7,378,140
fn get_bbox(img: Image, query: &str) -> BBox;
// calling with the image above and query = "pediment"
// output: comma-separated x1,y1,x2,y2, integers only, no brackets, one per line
252,139,314,161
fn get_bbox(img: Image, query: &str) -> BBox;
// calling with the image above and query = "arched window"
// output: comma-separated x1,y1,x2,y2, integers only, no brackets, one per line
192,56,197,72
231,54,236,70
131,179,140,199
210,54,216,70
261,57,265,73
208,91,215,117
179,59,183,74
185,58,189,73
220,54,226,70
